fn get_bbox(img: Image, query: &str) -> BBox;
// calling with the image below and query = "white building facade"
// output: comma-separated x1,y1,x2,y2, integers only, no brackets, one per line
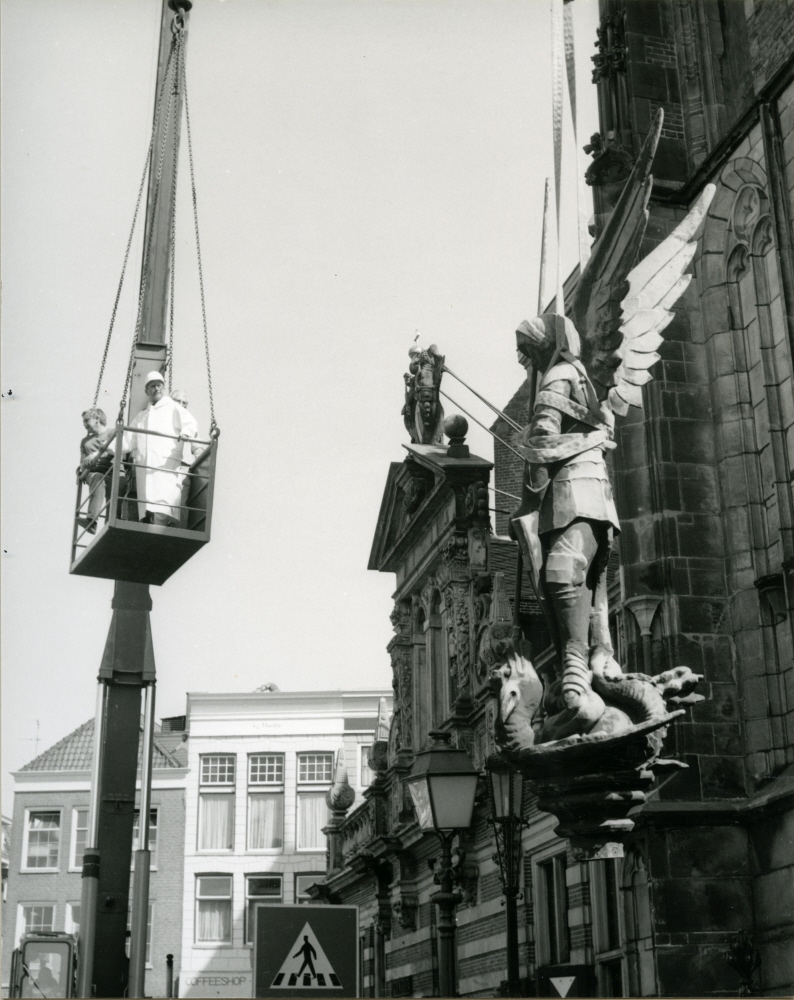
178,687,391,999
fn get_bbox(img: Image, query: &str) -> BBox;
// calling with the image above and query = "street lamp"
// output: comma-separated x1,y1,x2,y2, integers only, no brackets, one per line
486,754,526,998
406,731,479,998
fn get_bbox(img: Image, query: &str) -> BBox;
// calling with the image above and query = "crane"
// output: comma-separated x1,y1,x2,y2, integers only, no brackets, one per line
71,2,218,996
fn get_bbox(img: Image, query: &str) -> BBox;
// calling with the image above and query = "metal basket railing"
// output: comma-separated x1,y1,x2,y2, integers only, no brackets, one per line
72,423,216,556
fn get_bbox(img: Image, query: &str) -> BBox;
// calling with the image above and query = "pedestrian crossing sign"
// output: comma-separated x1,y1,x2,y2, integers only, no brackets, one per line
254,905,358,998
271,923,342,990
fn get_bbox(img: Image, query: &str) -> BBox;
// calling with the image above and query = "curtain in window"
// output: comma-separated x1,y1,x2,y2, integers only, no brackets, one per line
26,813,60,868
248,794,283,849
297,792,328,850
197,900,231,943
199,794,234,850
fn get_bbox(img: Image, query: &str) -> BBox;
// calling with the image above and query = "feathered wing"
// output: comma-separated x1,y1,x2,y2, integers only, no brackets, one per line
607,183,715,415
571,111,663,398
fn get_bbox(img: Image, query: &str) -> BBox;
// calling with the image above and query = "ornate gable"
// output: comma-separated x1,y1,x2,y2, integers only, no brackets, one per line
368,444,492,576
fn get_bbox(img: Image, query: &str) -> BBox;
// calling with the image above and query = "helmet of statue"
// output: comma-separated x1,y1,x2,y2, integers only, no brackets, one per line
516,313,580,369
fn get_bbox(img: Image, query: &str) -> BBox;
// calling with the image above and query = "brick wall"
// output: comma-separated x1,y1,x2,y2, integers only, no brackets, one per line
746,0,794,90
624,1,688,181
2,782,185,998
491,378,533,539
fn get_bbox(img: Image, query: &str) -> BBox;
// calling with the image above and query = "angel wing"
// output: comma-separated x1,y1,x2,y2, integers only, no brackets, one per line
571,109,714,415
607,182,715,415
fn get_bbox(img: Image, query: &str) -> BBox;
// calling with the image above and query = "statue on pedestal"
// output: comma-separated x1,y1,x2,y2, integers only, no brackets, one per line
494,112,710,762
402,343,445,445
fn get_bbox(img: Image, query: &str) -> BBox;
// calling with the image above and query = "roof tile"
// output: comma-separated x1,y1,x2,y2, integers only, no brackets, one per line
20,719,183,772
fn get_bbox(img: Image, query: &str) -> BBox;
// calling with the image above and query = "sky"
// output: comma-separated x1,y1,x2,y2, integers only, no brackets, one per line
1,0,599,815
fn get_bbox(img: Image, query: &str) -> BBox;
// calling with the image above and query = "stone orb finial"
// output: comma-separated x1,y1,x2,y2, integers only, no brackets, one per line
326,748,356,813
444,415,469,458
444,414,468,439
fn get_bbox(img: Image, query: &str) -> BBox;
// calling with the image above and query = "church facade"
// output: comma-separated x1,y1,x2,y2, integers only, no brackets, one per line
318,1,794,997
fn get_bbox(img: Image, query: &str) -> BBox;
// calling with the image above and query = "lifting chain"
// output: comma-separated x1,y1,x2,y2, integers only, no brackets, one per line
165,21,184,395
119,19,183,420
92,30,179,409
95,10,217,434
181,51,218,434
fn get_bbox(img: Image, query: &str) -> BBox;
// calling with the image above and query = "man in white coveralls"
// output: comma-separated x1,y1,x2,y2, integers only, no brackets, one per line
94,371,199,526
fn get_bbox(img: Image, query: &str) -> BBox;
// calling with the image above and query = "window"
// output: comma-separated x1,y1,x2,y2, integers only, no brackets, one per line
65,903,81,936
198,755,235,852
297,755,331,850
23,811,60,870
598,959,624,998
201,755,236,784
360,746,373,788
248,755,284,851
19,904,55,937
297,793,328,850
295,873,324,904
125,901,154,965
592,859,625,997
536,854,569,966
249,754,284,785
298,754,333,784
70,808,88,870
195,875,232,944
245,875,282,944
131,809,159,866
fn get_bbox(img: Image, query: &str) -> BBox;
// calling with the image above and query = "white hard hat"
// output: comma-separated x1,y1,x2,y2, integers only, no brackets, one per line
144,371,165,386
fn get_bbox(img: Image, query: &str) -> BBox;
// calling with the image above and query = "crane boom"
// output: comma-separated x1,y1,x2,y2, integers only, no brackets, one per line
128,0,191,420
77,4,191,997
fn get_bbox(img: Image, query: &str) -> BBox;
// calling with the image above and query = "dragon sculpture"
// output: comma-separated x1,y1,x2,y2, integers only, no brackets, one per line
494,110,711,757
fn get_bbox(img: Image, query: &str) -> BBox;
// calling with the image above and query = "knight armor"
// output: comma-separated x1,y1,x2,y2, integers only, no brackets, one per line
518,360,619,539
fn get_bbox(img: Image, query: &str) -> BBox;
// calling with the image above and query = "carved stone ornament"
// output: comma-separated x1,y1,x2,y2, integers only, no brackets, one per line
392,888,418,932
465,480,489,524
388,601,413,757
389,644,412,756
402,343,445,445
732,185,763,244
585,143,635,189
591,11,627,82
326,748,356,814
444,582,472,692
403,474,428,516
490,113,711,856
368,698,391,777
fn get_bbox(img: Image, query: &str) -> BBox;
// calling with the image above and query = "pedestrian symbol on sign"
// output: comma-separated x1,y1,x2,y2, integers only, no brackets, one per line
271,923,342,990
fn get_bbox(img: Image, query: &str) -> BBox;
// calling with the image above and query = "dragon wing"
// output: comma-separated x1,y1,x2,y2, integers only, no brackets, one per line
607,182,715,415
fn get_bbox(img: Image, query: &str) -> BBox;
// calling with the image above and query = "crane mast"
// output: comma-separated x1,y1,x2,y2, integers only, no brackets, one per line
77,3,191,996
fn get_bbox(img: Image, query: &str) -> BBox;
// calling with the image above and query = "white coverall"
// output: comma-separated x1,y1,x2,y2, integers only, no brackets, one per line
123,396,199,522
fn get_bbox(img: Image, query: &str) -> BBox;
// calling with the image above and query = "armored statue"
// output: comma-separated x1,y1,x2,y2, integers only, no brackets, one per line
402,343,445,445
495,111,710,755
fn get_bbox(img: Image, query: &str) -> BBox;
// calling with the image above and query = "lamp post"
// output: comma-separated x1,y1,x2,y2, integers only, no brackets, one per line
406,731,479,999
486,755,526,998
